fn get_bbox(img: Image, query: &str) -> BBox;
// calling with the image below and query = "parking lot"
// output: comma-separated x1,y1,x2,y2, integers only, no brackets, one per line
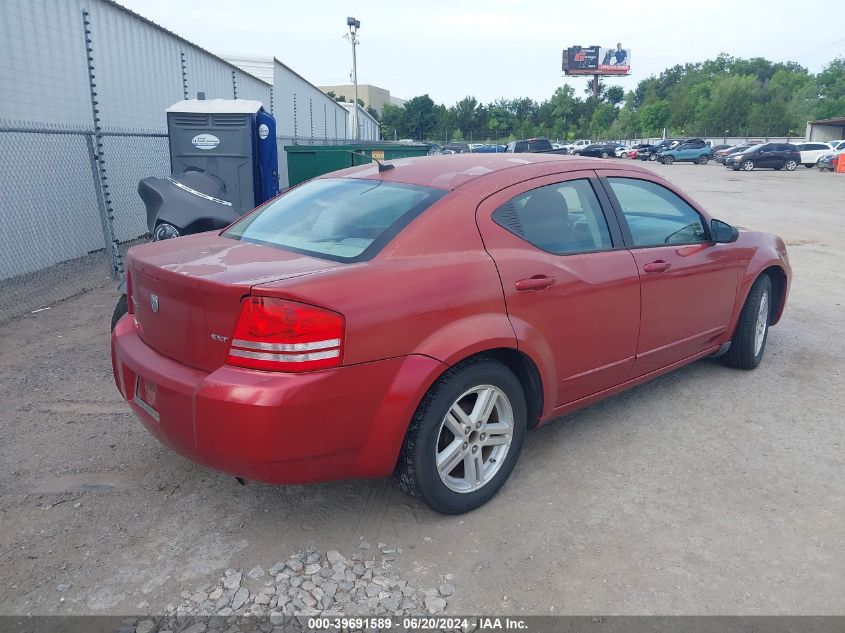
1,161,843,617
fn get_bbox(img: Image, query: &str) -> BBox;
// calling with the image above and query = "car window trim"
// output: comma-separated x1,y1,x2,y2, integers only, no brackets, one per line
479,170,628,257
596,173,714,249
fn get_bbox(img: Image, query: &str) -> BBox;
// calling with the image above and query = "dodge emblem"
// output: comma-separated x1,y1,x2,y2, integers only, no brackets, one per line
150,293,159,313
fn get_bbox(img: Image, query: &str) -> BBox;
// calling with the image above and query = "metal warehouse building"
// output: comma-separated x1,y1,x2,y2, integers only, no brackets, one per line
806,117,845,142
0,0,376,321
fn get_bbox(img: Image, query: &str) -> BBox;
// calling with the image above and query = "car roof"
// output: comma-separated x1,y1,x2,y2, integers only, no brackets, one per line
321,153,654,192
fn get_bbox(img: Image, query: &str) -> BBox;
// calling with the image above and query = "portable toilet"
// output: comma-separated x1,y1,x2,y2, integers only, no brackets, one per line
165,98,279,215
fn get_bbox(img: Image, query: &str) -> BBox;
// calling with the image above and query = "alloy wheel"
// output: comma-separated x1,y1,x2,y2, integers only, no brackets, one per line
435,385,514,493
785,159,797,171
742,160,754,171
754,290,769,356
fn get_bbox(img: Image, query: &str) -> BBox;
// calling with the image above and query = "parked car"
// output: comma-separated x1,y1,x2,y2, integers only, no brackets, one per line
579,142,621,158
793,142,833,167
471,144,506,153
710,144,733,154
827,140,845,152
638,139,683,161
442,143,470,154
504,138,569,154
817,149,844,172
627,144,652,160
615,144,640,158
562,139,591,153
111,153,791,514
658,138,712,165
724,143,801,171
715,144,746,164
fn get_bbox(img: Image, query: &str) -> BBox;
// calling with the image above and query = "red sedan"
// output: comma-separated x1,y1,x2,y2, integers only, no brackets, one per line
112,154,791,514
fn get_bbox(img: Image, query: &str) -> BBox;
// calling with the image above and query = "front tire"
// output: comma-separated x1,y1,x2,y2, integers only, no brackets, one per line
398,359,527,514
620,152,627,159
698,155,709,165
742,159,755,171
649,153,658,161
723,275,772,370
664,155,674,165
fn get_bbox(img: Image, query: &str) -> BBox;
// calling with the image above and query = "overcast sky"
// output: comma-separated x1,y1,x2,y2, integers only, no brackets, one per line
120,0,843,105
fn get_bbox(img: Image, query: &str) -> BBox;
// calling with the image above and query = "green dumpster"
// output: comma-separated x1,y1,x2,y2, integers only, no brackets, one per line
284,143,431,187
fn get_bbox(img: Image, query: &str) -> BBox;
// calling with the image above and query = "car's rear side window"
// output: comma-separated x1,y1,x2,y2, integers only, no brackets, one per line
492,179,613,255
224,178,446,262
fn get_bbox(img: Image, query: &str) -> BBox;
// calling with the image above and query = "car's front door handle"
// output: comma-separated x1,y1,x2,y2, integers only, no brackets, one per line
515,275,556,291
643,260,671,273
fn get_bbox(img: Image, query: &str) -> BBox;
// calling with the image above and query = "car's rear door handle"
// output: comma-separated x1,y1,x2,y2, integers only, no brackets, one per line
643,260,671,273
515,275,556,291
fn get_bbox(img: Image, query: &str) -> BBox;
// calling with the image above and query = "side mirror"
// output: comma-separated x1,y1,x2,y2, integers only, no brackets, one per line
711,219,739,243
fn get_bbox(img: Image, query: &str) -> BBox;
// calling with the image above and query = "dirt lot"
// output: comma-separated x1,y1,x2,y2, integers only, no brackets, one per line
1,162,843,617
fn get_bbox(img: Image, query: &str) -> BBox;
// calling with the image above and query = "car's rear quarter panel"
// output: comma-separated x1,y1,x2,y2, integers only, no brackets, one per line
251,190,516,367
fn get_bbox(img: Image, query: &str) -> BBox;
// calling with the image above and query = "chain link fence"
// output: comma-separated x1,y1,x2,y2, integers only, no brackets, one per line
0,122,372,325
0,123,169,324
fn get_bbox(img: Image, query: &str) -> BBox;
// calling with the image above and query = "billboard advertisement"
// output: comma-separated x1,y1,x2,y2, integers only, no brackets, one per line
563,44,631,75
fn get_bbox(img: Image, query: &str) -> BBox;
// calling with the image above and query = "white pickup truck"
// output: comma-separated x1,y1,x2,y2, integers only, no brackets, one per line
562,139,591,153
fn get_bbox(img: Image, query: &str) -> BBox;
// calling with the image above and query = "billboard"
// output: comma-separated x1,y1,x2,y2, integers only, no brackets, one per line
563,45,631,75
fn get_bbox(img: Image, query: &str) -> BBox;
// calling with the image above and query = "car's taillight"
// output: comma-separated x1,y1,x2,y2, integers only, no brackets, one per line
126,270,135,315
226,297,344,372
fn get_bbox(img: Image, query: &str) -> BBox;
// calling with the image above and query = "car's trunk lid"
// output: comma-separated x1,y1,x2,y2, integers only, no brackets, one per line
127,233,342,372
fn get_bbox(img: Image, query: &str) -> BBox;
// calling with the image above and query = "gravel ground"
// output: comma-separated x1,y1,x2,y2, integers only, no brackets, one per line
0,162,843,618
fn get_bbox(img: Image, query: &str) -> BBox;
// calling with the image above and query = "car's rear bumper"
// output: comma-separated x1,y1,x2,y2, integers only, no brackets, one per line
111,318,447,484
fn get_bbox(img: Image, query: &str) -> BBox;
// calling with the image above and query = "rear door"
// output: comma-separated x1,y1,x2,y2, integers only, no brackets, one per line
599,173,738,377
476,171,640,406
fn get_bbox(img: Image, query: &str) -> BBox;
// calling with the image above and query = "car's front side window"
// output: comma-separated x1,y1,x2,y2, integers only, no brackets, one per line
492,179,613,255
607,178,707,247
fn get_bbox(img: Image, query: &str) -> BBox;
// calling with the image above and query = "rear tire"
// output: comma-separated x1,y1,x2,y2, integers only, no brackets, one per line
620,152,627,159
785,159,798,171
111,294,128,332
649,153,658,161
723,275,772,370
397,359,527,514
601,151,609,159
804,164,814,168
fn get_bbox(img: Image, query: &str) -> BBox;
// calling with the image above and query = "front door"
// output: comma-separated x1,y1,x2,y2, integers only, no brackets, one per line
476,171,641,407
756,144,780,168
600,174,738,377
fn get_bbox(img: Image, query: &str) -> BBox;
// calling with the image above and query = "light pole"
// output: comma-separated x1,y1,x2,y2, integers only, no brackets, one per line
346,17,361,141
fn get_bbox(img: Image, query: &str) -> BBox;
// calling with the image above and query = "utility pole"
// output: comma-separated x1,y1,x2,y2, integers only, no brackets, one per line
346,17,361,140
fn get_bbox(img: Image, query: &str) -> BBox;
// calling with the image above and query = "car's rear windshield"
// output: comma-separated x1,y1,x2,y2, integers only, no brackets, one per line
224,178,446,262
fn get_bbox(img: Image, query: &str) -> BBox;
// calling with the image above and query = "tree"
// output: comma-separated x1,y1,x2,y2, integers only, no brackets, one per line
453,96,479,138
605,86,625,105
590,103,617,138
638,102,671,136
380,103,406,139
403,94,438,140
702,75,755,133
366,106,380,121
